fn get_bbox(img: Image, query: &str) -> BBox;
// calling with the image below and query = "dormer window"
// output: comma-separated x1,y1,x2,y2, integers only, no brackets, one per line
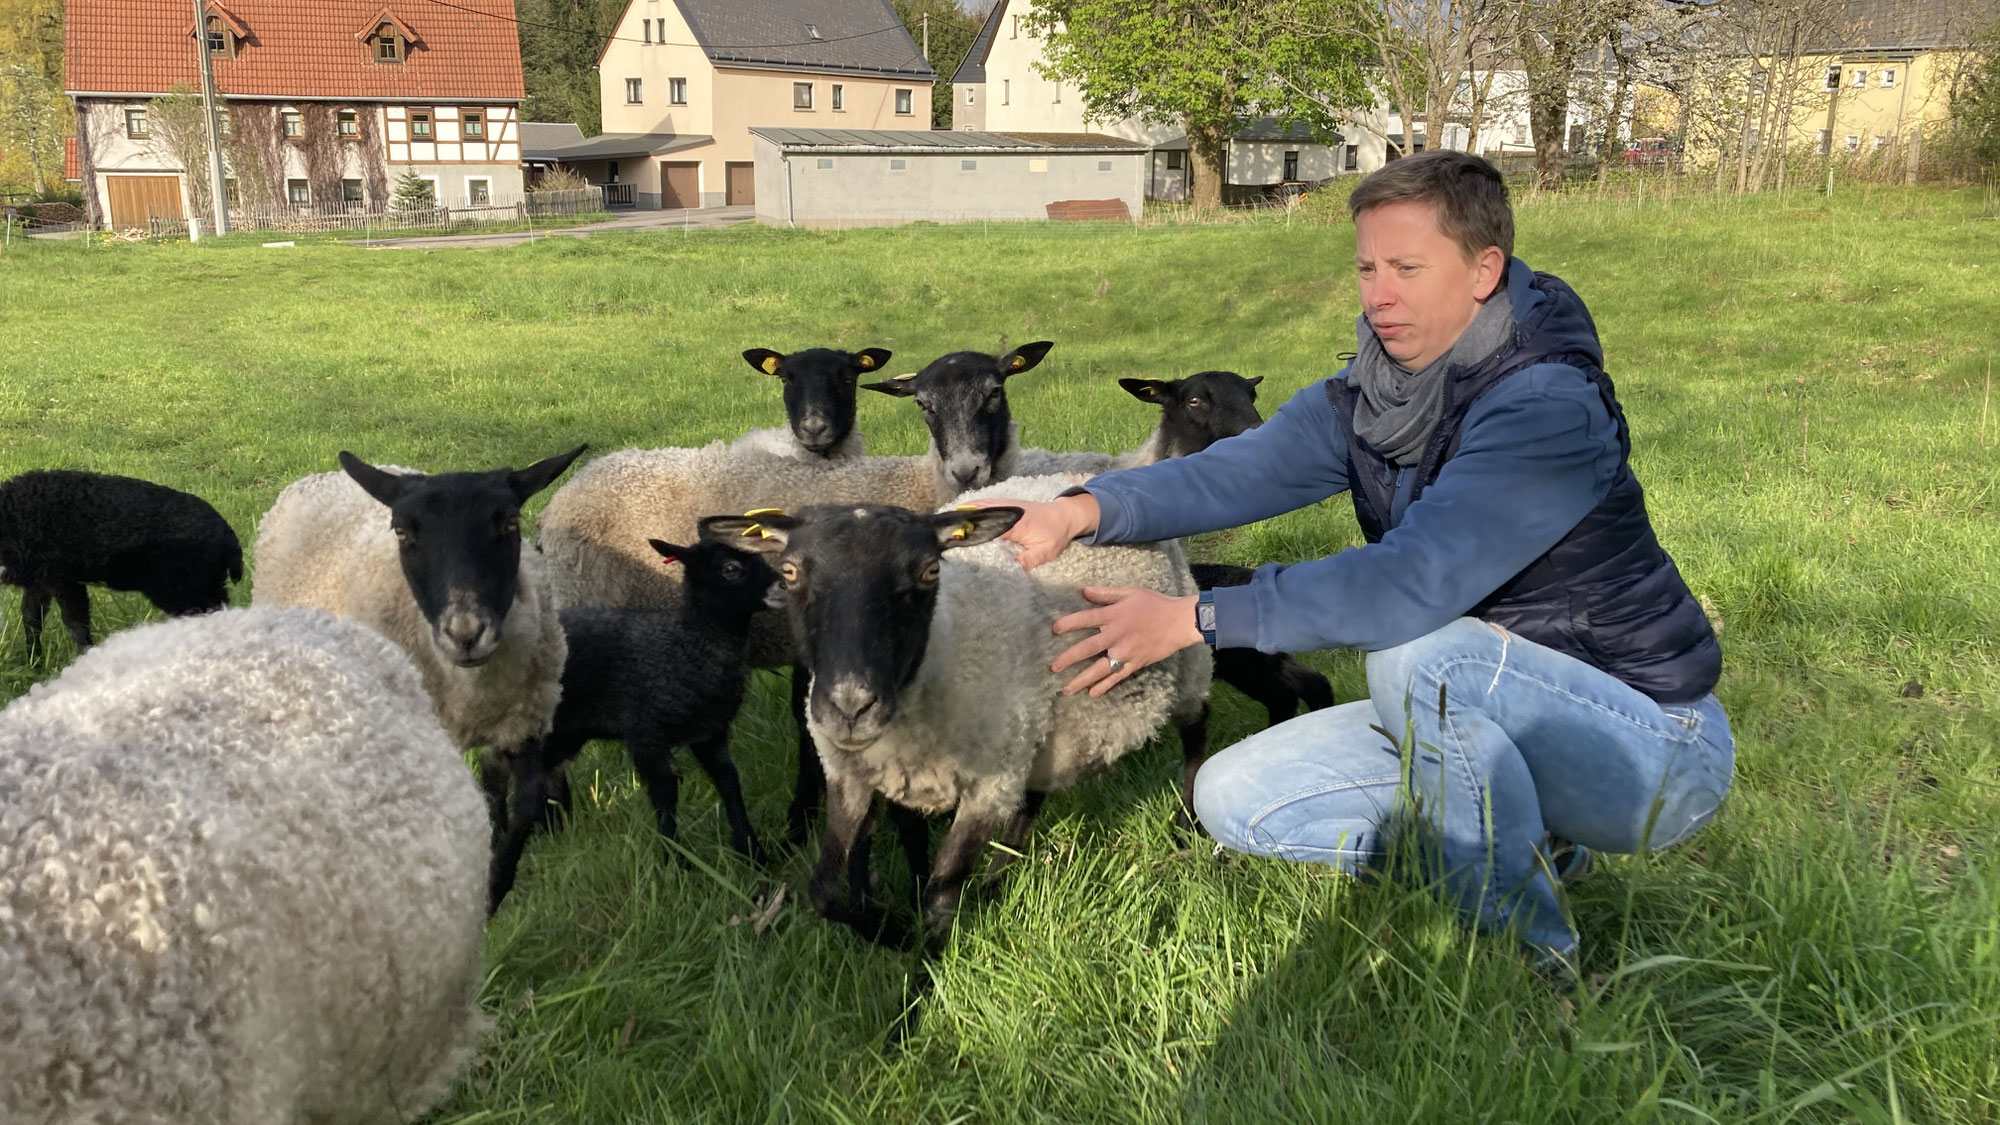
806,23,822,40
205,17,227,53
190,10,244,59
359,13,421,65
377,31,401,62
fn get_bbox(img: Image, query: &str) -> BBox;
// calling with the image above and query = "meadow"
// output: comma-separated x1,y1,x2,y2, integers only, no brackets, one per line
1,187,1996,1123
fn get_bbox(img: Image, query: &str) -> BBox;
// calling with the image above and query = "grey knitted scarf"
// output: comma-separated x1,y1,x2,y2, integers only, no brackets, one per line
1351,286,1516,465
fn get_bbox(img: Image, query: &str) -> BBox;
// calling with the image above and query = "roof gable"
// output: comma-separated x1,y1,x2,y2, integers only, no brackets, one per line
950,0,1007,85
66,0,523,100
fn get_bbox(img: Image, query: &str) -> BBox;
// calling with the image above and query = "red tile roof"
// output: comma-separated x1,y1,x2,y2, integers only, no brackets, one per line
64,135,79,181
66,1,525,101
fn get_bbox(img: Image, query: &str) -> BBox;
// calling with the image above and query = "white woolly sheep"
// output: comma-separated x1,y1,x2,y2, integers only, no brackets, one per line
0,607,487,1124
704,474,1211,949
250,448,584,845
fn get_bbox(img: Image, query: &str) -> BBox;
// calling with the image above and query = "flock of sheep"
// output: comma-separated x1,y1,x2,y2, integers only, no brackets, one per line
0,342,1334,1122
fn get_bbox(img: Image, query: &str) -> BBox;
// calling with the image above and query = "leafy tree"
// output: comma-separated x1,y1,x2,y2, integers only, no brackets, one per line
893,0,985,127
0,0,66,193
1024,0,1372,208
1951,18,2000,173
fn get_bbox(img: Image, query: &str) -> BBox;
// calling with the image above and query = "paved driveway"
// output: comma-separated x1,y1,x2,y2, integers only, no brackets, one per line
365,205,755,250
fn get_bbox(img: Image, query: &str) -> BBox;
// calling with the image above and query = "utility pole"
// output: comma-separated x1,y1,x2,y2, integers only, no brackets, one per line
922,12,930,60
192,0,230,234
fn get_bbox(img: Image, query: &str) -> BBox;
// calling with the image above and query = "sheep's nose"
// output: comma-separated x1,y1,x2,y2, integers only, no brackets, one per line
439,612,493,659
797,416,832,444
952,465,983,487
828,681,878,724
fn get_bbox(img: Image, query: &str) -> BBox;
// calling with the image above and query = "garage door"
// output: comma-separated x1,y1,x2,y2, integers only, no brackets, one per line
105,175,185,229
725,162,754,206
660,161,699,209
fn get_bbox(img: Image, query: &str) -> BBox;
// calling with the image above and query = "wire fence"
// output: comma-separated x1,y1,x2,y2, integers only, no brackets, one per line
142,188,602,239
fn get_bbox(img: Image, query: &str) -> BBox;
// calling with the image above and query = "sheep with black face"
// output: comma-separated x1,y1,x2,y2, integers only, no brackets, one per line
706,474,1210,949
488,534,781,912
250,447,585,849
729,346,892,461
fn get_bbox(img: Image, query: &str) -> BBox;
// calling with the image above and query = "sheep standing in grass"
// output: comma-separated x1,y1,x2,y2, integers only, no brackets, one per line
250,447,585,847
0,469,242,662
0,607,487,1124
488,535,781,912
704,474,1211,949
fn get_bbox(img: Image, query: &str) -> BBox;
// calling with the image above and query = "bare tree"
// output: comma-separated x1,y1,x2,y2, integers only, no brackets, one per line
1281,0,1511,156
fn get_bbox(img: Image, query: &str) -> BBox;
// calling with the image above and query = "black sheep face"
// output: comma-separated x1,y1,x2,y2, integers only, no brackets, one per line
1120,371,1265,459
740,346,892,457
648,535,780,619
863,341,1054,493
340,446,585,668
701,504,1020,751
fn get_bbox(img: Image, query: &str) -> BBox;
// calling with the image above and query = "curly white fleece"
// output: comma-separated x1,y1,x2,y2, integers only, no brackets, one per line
0,608,488,1124
249,468,565,754
807,474,1211,825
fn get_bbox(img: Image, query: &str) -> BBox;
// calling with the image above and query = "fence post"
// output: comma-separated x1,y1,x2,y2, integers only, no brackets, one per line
1905,130,1922,187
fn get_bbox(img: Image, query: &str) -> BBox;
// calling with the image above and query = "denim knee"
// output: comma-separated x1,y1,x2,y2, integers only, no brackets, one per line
1191,742,1263,851
1363,618,1505,731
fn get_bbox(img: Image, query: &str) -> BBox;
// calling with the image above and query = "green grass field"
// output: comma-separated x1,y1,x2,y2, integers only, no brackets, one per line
2,188,1997,1122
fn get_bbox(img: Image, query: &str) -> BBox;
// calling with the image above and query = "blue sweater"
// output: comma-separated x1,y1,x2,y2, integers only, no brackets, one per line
1083,266,1623,655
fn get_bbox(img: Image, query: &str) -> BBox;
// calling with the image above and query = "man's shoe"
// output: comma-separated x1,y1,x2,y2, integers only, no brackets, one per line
1546,835,1593,885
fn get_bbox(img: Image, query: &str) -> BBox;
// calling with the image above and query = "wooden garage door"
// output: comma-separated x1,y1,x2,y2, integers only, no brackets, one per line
660,161,699,209
725,162,754,206
105,175,185,229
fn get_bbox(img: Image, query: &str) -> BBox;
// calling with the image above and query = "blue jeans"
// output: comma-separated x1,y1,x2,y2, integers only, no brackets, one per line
1192,618,1734,955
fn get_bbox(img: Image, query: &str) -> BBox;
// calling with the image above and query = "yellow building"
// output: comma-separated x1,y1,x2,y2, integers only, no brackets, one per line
1792,1,1987,157
524,0,934,210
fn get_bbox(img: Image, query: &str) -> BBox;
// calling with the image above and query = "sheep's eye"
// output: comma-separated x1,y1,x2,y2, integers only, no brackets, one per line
500,516,520,536
393,525,413,543
984,389,1005,411
917,399,936,416
721,561,743,581
780,561,801,585
917,560,941,586
1186,397,1204,407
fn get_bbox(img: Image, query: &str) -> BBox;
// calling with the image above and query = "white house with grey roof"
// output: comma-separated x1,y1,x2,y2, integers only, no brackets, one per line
752,127,1145,228
949,0,1389,202
525,0,935,209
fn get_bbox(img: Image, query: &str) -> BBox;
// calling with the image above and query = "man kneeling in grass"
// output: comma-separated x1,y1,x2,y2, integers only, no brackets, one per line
975,150,1732,973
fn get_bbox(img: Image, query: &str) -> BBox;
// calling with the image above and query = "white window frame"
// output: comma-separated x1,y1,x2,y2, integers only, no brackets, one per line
1053,82,1061,104
670,77,687,105
1002,79,1010,105
643,18,651,43
625,78,643,104
1850,68,1867,88
1843,134,1859,152
965,88,975,104
464,176,491,205
1881,68,1897,88
833,84,846,111
281,108,304,137
1825,66,1841,90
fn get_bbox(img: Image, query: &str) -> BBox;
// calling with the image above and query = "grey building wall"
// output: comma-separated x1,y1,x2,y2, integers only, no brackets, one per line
952,83,987,131
753,135,1143,228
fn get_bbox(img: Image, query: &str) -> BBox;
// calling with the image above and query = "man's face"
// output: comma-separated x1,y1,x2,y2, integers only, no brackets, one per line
1354,200,1506,370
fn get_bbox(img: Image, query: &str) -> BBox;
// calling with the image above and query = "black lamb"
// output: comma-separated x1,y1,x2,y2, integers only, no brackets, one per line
488,534,779,912
0,469,243,662
1191,563,1337,727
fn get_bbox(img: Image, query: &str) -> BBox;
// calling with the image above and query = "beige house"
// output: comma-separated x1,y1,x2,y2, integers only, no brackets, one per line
530,0,934,209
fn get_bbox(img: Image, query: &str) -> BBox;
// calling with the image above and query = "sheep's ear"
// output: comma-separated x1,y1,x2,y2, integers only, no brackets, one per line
932,506,1020,550
742,348,784,376
508,444,587,503
999,341,1055,377
1119,378,1171,404
339,452,413,507
698,513,795,554
862,374,918,398
1245,375,1264,389
648,538,686,566
851,348,892,373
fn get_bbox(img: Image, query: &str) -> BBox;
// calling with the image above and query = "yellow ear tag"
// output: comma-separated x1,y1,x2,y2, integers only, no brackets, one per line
740,522,764,538
893,371,918,381
1010,355,1027,371
761,356,780,375
858,354,876,369
951,520,975,540
743,507,784,517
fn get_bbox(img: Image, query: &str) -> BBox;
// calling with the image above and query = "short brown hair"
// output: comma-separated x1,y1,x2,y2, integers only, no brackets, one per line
1348,150,1513,261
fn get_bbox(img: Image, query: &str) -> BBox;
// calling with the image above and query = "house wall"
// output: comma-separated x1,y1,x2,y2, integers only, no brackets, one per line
753,133,1143,227
952,82,987,130
977,0,1177,147
1779,51,1961,153
77,98,523,221
600,0,931,207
